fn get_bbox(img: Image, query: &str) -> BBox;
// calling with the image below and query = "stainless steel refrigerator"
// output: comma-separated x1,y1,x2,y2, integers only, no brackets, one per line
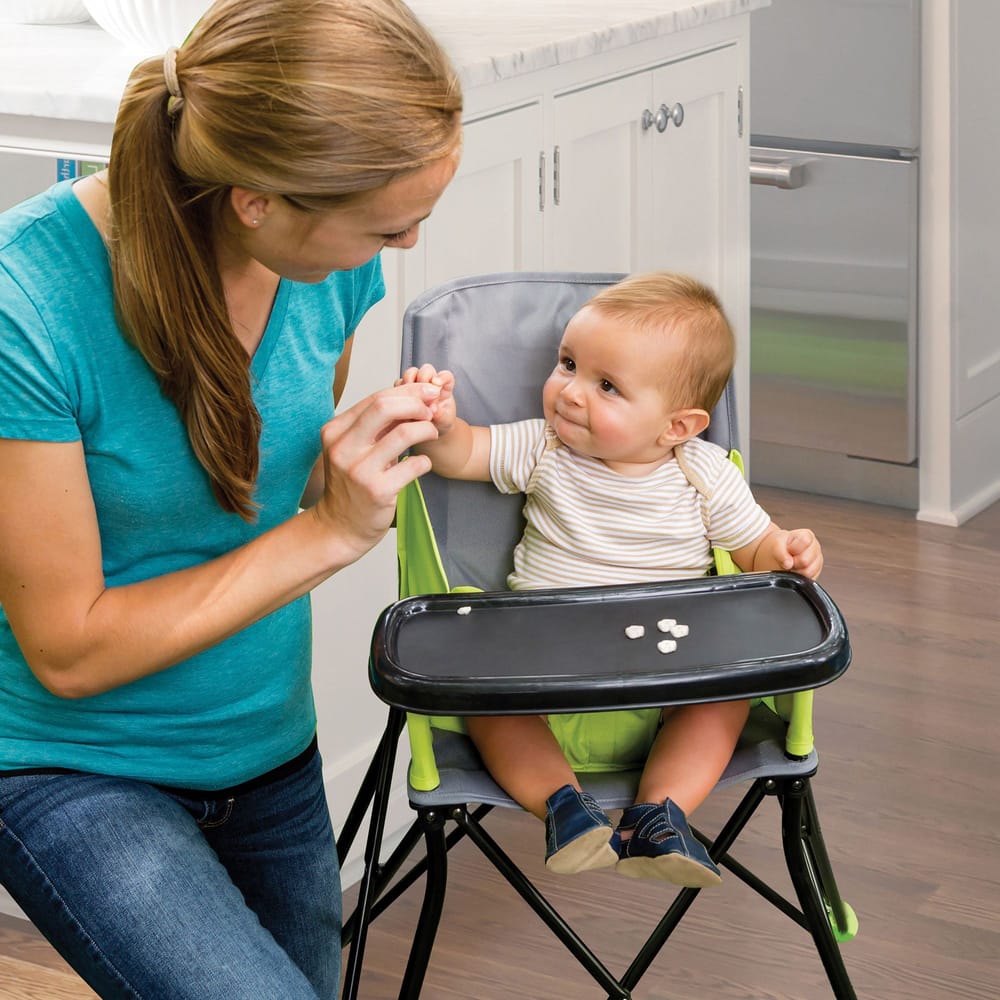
749,0,920,504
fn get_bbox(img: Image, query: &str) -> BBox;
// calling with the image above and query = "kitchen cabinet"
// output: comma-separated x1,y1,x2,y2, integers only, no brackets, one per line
551,45,742,306
406,43,744,294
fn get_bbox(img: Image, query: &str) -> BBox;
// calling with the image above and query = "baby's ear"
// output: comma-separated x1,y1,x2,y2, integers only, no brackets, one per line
659,408,710,446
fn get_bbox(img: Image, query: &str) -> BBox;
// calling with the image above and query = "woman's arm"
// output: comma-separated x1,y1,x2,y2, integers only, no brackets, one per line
0,382,440,699
300,335,356,509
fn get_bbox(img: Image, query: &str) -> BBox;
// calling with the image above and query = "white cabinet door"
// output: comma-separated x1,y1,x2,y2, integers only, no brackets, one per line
404,102,544,306
548,72,653,273
648,46,743,312
647,44,747,433
550,45,742,287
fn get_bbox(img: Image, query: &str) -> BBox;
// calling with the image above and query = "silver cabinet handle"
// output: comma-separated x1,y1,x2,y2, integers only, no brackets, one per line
750,158,807,189
641,109,655,131
655,103,685,132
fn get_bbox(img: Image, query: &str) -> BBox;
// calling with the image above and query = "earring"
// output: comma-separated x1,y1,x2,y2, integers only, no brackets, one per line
251,219,260,226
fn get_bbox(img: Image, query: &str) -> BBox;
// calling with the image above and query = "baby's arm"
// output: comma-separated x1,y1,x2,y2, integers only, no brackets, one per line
730,523,824,579
396,365,492,481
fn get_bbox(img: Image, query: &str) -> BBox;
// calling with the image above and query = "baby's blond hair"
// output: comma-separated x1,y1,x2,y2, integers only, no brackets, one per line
587,273,734,413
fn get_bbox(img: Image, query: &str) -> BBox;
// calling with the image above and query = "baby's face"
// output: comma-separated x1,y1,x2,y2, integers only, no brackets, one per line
541,306,681,474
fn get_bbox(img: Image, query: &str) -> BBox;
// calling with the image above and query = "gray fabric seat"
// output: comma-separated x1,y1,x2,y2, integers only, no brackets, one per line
411,703,817,813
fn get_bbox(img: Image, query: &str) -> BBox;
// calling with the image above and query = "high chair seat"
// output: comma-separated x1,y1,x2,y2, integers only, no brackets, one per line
410,701,819,814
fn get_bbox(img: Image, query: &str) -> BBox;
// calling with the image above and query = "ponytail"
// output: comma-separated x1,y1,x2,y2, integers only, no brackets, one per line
108,55,261,519
105,0,461,521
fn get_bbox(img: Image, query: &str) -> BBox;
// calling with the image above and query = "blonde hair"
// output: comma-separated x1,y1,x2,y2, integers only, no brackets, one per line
107,0,462,520
587,272,734,413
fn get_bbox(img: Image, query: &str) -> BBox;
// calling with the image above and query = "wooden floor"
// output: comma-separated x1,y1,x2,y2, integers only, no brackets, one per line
2,487,999,999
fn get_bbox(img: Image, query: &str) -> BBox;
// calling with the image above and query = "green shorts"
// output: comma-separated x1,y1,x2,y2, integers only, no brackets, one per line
548,708,662,772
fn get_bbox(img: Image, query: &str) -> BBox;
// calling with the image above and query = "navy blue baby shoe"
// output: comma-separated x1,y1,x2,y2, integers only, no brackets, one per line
615,798,722,887
544,784,618,874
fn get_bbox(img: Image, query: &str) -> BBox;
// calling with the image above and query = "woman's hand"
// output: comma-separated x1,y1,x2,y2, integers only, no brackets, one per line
394,364,490,482
396,364,456,437
311,380,442,563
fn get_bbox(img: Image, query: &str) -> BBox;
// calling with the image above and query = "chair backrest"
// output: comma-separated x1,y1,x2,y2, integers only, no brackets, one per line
401,272,741,592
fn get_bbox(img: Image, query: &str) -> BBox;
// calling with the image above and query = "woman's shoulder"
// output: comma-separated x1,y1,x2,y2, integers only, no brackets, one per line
1,184,118,380
1,184,61,255
2,182,104,289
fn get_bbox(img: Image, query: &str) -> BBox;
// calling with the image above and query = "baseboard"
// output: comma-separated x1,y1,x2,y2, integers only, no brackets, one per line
945,484,1000,525
0,887,26,921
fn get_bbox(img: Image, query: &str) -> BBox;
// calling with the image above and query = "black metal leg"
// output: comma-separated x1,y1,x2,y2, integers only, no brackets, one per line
341,707,406,1000
781,778,858,1000
399,809,450,1000
337,712,405,865
455,807,631,999
342,818,423,946
616,778,769,994
801,782,854,936
364,803,493,929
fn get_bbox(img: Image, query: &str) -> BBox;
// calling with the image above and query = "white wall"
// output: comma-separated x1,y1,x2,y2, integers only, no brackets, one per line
918,0,1000,525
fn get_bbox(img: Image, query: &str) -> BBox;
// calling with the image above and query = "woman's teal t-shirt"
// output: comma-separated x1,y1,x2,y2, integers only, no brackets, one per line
0,181,385,788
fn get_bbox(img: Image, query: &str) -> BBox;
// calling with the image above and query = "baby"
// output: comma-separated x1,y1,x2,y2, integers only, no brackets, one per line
400,272,823,887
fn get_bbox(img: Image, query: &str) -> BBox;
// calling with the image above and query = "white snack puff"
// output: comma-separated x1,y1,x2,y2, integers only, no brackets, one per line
657,639,678,654
624,624,645,639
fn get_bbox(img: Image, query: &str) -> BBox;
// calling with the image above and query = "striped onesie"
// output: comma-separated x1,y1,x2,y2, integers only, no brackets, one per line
488,419,771,770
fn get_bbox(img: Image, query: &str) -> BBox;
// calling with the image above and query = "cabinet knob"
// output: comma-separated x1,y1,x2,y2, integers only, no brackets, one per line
641,108,655,132
655,102,685,132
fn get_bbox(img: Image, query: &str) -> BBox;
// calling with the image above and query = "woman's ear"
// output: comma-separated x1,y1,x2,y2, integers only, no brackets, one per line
658,408,710,446
229,187,277,229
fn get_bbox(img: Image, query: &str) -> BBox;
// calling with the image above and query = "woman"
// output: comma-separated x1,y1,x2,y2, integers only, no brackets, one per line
0,1,461,996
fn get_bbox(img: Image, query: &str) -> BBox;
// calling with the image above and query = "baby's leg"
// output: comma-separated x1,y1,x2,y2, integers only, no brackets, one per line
636,698,751,814
615,700,750,887
465,715,577,819
466,715,617,874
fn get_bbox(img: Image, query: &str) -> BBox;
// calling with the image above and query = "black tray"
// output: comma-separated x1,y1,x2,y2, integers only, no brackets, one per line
370,572,851,715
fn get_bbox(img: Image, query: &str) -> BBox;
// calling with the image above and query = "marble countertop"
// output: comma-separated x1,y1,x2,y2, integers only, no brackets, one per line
0,0,768,126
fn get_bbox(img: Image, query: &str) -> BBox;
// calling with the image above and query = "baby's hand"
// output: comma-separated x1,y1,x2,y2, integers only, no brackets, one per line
396,365,456,435
774,528,824,580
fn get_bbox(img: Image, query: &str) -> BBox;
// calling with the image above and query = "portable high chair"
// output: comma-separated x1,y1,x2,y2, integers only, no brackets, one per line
338,273,858,999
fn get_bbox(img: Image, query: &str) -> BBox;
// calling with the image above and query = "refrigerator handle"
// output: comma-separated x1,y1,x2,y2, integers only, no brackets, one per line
750,157,807,189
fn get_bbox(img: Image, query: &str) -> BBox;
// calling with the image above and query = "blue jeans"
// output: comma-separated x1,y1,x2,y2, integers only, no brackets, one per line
0,742,339,999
